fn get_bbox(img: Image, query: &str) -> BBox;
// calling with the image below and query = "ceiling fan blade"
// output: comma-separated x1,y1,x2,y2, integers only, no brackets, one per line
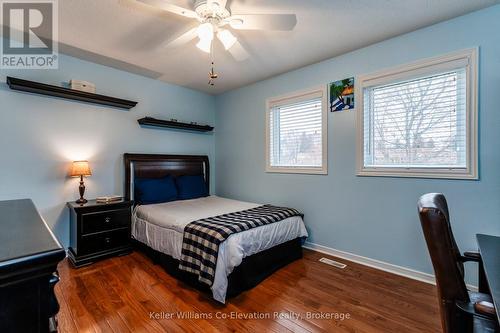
163,26,199,49
228,40,249,61
136,0,198,19
217,0,228,9
227,14,297,31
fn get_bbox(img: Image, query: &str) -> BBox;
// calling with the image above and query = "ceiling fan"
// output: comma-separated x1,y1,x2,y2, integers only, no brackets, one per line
136,0,297,61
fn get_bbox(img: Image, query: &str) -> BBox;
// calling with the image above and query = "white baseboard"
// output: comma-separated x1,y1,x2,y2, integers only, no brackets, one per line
303,241,478,291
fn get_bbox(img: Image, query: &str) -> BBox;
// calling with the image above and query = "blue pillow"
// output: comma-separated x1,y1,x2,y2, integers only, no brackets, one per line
175,175,208,200
134,176,178,205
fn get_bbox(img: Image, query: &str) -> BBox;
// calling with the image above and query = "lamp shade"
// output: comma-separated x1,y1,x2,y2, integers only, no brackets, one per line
70,161,92,177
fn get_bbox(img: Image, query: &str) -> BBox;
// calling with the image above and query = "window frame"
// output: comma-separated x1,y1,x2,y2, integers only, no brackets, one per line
356,48,478,180
265,86,328,175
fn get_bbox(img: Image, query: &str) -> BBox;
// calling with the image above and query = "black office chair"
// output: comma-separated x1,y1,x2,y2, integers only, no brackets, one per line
417,193,498,333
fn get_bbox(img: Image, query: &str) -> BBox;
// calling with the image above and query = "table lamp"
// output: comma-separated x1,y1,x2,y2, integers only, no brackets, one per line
70,161,92,204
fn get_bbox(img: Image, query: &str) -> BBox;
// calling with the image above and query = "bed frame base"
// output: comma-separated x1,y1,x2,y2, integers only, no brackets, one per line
132,237,303,299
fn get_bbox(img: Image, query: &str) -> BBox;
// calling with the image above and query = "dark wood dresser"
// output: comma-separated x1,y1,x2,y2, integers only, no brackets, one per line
0,199,66,333
68,199,133,267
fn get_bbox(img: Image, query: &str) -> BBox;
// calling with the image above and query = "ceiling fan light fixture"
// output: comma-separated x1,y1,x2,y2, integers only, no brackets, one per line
197,22,214,41
217,29,237,50
196,38,212,53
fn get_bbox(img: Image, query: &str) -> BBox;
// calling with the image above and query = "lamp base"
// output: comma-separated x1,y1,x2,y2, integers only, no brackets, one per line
75,198,88,204
77,176,87,204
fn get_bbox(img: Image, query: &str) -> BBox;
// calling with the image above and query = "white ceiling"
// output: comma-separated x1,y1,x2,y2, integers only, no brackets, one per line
56,0,497,94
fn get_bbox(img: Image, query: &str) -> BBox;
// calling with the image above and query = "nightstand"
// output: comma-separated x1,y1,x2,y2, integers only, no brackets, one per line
67,199,134,267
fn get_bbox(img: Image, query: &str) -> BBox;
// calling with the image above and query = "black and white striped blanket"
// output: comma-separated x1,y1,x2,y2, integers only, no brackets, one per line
178,204,303,286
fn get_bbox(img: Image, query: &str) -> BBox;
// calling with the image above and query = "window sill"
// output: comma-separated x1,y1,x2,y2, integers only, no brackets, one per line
266,167,328,175
357,168,478,180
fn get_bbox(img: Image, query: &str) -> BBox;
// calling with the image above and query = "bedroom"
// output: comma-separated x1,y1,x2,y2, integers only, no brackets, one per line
0,0,499,332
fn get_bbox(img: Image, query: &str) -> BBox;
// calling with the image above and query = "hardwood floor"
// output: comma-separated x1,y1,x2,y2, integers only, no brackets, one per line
55,249,441,333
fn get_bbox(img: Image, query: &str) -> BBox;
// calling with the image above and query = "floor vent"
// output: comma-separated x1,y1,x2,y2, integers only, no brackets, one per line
319,257,347,269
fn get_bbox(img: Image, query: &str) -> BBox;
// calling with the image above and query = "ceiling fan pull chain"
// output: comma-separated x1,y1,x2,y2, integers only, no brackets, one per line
208,39,218,86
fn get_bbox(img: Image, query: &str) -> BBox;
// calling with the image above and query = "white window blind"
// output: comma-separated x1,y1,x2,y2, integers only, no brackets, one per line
267,89,326,173
363,69,467,169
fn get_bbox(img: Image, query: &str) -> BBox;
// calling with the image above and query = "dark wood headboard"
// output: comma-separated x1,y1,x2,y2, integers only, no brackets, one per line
124,153,210,201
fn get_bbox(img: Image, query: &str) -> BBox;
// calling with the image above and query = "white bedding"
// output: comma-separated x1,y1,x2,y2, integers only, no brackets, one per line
132,196,308,303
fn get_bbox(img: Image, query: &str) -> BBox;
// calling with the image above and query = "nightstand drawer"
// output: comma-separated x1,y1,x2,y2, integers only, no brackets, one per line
81,208,130,235
79,229,129,255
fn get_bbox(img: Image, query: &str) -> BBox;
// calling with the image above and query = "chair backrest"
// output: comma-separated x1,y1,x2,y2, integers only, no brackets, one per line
417,193,470,333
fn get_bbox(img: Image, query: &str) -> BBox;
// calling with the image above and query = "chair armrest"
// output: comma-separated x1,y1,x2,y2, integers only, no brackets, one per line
456,300,496,321
460,251,482,263
461,252,490,294
474,301,496,317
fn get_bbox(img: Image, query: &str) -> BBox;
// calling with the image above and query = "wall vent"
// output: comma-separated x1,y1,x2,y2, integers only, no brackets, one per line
319,257,347,269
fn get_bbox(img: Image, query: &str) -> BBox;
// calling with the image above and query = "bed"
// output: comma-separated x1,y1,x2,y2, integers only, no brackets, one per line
124,153,308,303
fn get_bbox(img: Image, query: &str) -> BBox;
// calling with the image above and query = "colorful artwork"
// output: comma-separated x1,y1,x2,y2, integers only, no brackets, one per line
329,77,354,112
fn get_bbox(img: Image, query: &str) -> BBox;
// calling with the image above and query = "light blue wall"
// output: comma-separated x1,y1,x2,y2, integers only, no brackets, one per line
0,50,215,247
215,5,500,282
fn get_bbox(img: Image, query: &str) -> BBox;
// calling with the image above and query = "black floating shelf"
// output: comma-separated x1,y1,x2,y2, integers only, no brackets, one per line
138,117,214,132
6,76,138,109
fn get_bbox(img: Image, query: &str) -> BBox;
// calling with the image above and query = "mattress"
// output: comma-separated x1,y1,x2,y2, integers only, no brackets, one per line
132,195,308,303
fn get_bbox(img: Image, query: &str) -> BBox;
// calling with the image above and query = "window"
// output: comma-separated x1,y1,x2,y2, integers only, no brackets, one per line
266,87,327,174
357,49,478,179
